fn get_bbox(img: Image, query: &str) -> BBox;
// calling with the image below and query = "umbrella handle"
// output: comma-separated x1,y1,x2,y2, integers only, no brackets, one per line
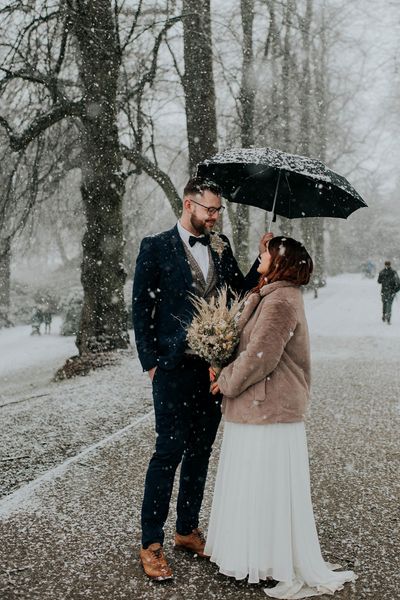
267,170,281,231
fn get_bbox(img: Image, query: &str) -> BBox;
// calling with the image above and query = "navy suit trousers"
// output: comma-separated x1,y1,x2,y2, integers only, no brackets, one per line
141,355,222,548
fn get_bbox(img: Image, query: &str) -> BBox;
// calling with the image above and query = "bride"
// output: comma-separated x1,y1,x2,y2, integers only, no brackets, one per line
206,235,356,599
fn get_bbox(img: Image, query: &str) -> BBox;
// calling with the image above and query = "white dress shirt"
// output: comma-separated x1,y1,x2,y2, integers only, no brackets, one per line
177,220,209,281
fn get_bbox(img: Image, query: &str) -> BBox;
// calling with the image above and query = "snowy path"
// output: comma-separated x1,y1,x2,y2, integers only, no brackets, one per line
0,411,153,518
304,273,400,360
0,349,152,499
306,273,400,339
0,274,399,599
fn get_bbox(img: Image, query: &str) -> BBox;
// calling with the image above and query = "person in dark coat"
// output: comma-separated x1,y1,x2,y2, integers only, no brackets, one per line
377,260,400,324
132,177,271,580
30,306,43,335
42,302,53,334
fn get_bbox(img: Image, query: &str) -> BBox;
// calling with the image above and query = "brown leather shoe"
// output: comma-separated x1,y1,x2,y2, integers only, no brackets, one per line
139,543,173,581
174,528,209,558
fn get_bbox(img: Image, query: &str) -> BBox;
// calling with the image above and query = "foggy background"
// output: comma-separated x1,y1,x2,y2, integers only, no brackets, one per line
1,0,399,337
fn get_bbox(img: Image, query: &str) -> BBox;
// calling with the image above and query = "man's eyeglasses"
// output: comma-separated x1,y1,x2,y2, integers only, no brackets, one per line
190,197,225,216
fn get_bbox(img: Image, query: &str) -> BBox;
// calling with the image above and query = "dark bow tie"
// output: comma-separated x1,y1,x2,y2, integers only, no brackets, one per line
188,235,210,247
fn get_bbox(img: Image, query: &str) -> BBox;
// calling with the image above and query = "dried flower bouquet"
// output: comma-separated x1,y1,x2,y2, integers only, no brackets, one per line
186,286,243,379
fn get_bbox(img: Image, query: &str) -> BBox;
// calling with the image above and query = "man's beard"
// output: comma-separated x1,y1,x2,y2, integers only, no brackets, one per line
190,213,215,235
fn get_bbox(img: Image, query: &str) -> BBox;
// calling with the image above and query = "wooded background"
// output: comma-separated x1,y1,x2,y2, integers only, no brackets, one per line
1,0,399,354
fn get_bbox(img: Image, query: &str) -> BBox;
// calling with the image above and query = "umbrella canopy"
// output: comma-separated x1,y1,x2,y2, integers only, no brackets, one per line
196,147,367,223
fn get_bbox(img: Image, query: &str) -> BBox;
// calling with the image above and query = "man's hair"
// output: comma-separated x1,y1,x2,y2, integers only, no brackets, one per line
385,260,391,267
183,177,222,198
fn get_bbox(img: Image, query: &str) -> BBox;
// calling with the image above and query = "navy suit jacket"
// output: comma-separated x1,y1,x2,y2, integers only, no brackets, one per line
132,225,260,371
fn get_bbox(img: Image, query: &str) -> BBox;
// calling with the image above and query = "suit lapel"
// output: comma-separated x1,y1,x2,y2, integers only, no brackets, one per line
209,245,224,288
204,248,217,296
169,225,193,289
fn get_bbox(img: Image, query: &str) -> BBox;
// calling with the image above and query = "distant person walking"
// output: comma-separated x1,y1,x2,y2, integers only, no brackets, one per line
30,306,43,335
42,302,53,334
377,261,400,324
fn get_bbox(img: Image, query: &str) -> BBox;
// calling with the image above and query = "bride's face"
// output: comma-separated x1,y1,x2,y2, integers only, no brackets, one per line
257,247,272,275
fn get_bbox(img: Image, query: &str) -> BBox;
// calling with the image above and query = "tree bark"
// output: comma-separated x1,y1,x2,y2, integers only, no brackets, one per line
311,4,329,283
282,0,294,151
231,0,256,271
298,0,315,253
298,0,313,156
182,0,218,175
264,0,280,147
0,237,12,328
70,0,129,354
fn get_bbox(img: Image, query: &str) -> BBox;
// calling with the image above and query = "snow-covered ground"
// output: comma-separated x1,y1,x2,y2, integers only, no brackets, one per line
0,273,400,398
305,272,399,338
304,273,400,361
0,271,397,499
0,273,399,600
0,271,398,498
0,317,76,401
0,272,398,402
0,317,73,377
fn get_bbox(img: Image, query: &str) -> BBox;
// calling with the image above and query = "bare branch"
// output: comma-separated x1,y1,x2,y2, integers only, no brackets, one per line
54,14,71,77
164,36,184,87
121,144,181,218
0,100,84,152
121,0,144,53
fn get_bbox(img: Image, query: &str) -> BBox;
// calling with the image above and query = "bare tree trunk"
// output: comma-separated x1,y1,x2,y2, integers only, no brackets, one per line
0,237,12,328
182,0,218,174
265,0,293,237
298,0,315,253
311,3,329,283
282,0,294,151
240,0,256,149
71,0,129,354
264,0,279,146
298,0,313,157
231,0,256,271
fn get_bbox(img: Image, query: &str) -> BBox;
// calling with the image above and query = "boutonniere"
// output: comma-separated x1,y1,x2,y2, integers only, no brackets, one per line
209,233,228,257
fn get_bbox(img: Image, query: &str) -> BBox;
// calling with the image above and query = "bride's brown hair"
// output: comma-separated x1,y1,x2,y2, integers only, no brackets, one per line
253,236,313,293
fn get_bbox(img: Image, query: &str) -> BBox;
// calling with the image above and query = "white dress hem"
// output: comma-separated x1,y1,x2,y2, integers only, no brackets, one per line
205,421,357,600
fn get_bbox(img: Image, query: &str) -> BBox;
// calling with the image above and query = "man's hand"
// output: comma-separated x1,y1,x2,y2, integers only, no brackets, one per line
258,232,274,255
148,366,157,381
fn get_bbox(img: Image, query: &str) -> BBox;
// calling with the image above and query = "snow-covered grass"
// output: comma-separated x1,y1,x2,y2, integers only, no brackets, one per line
0,273,398,395
0,317,75,378
0,317,76,401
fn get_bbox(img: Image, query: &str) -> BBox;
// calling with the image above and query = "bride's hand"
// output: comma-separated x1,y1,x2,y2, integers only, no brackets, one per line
259,231,274,255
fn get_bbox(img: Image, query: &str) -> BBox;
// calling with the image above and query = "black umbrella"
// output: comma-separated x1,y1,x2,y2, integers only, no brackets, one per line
196,147,367,229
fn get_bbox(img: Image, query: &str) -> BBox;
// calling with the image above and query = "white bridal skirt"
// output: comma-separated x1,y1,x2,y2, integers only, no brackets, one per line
205,421,357,599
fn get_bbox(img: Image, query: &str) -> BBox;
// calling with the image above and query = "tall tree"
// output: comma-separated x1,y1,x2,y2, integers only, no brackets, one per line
0,1,129,354
228,0,256,270
68,0,128,354
297,0,315,252
182,0,218,174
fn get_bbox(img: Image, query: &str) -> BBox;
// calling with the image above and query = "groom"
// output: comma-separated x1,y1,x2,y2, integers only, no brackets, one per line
132,177,269,580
